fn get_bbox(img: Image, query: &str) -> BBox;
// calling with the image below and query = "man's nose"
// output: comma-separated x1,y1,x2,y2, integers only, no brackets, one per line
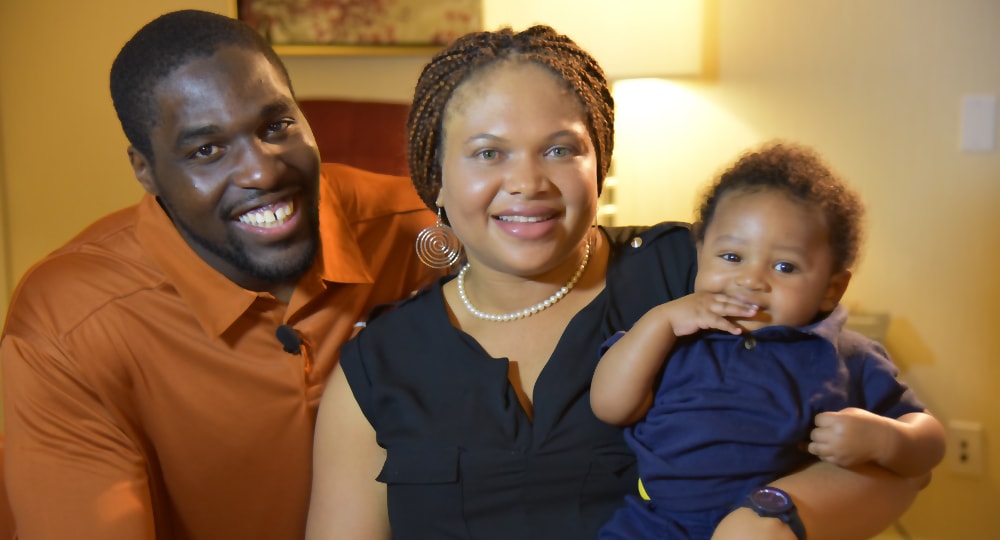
232,140,284,190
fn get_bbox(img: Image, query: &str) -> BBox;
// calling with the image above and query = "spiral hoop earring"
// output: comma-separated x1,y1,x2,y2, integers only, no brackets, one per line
415,207,462,269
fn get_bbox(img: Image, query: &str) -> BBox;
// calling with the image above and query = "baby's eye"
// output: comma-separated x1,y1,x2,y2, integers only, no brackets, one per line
774,261,797,273
721,253,741,263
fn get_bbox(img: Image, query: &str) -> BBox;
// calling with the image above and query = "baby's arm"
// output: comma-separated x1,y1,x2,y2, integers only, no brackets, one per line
590,292,756,425
808,408,946,477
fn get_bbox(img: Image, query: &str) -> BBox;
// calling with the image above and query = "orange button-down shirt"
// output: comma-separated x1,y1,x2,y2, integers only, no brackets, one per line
1,163,440,539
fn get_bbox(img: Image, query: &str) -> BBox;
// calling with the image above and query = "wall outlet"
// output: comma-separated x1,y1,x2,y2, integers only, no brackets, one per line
947,420,985,476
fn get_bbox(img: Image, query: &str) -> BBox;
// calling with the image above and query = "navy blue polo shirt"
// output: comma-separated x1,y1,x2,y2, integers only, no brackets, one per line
610,305,925,513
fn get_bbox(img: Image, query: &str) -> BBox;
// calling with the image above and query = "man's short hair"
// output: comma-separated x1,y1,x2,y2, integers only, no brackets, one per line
110,9,293,163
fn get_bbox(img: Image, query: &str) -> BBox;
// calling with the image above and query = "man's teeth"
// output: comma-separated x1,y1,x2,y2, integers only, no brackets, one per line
497,215,546,223
238,201,295,228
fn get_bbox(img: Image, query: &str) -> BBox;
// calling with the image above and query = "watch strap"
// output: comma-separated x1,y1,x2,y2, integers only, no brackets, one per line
782,505,807,540
739,487,807,540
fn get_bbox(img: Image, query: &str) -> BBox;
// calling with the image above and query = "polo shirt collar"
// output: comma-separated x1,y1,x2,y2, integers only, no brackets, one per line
136,195,255,338
136,181,374,338
700,304,847,344
313,172,374,286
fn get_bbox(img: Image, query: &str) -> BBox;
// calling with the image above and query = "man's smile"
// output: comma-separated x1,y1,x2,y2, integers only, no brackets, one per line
237,200,295,228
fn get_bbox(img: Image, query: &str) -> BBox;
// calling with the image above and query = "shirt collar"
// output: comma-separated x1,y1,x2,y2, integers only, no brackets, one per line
311,171,374,285
701,304,848,344
137,195,259,338
135,171,376,338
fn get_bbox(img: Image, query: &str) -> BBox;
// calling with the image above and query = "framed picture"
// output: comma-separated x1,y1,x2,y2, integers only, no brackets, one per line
232,0,481,56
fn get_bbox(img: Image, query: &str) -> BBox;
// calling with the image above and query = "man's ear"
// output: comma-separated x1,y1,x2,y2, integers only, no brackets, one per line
821,269,852,312
127,146,159,196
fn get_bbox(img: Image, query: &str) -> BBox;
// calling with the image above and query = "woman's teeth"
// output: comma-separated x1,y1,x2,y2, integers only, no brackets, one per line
496,215,546,223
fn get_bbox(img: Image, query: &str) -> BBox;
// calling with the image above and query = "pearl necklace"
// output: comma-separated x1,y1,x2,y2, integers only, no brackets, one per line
457,241,592,322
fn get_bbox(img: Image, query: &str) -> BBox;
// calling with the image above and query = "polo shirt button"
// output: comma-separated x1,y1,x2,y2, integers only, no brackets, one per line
630,237,643,248
743,337,757,350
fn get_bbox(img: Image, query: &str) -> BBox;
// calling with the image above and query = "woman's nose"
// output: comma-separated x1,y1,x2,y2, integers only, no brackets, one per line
504,157,549,196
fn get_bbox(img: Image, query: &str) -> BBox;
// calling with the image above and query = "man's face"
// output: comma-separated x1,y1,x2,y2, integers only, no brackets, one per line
130,45,321,298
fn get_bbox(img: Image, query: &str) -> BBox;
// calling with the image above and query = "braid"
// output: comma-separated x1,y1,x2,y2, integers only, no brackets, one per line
407,25,615,210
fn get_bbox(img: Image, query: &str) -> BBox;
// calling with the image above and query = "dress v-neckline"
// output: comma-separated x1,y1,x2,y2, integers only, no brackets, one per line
434,276,609,436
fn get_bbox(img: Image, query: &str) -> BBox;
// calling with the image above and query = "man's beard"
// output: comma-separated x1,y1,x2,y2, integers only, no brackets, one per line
163,196,320,285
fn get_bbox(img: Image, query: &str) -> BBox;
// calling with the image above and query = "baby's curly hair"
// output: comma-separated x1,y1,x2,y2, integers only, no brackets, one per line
694,142,865,272
406,25,614,210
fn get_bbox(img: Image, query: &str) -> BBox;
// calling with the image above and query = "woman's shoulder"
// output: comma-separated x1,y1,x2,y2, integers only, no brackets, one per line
600,222,698,326
355,277,449,338
602,221,696,261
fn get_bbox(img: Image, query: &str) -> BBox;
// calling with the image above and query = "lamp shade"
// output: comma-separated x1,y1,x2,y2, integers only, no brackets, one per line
481,0,707,79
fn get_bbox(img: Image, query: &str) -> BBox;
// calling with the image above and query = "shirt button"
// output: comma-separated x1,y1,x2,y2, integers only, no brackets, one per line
630,237,643,248
743,337,757,350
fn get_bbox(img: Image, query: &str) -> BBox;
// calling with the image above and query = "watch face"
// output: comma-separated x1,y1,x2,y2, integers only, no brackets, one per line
749,487,793,513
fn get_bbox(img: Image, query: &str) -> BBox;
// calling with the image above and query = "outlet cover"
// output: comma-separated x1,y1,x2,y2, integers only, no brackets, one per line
947,420,985,476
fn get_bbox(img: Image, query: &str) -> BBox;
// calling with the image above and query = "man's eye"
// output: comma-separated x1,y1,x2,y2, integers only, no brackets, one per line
774,262,797,273
191,145,220,159
721,253,741,263
266,120,293,134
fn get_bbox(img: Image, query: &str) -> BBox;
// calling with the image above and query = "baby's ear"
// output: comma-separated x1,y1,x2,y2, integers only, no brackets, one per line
821,269,852,312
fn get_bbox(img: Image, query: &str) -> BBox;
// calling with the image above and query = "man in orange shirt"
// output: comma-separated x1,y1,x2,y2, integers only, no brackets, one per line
0,10,440,539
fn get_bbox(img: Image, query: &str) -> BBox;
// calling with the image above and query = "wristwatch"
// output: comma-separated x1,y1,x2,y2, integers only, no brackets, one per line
739,486,807,540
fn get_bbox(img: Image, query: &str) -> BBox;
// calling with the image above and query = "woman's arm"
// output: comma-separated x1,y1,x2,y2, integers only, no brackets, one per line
305,363,391,540
712,461,927,540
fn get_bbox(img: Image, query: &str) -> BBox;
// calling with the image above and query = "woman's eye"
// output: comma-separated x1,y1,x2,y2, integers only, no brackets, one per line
477,149,498,160
721,253,740,263
547,146,572,158
774,262,797,273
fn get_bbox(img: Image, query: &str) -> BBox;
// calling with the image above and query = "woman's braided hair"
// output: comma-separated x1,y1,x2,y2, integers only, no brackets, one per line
406,25,615,210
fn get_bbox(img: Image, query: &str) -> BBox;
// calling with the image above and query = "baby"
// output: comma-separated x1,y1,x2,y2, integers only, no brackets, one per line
591,142,945,540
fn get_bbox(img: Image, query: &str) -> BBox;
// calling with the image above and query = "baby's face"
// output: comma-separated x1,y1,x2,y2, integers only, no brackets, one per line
694,189,850,331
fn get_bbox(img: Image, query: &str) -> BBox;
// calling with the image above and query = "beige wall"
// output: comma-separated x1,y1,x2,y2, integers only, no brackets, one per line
0,102,8,420
0,0,997,537
615,1,1000,537
0,0,430,307
0,107,8,323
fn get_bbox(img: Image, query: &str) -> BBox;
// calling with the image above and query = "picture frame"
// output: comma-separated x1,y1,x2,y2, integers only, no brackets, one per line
232,0,481,56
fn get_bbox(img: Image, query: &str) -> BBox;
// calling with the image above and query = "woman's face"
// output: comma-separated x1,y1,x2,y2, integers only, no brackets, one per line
437,62,599,279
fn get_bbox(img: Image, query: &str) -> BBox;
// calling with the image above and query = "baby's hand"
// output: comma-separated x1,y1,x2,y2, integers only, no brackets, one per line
808,408,890,467
658,291,757,337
